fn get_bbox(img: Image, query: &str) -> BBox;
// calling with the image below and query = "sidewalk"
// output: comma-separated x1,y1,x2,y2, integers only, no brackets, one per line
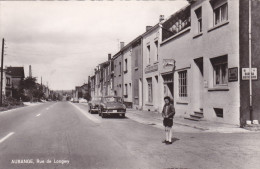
126,108,255,133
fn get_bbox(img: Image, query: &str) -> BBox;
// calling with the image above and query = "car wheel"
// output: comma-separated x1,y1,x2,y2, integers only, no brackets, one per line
101,113,105,118
98,109,101,116
122,114,125,118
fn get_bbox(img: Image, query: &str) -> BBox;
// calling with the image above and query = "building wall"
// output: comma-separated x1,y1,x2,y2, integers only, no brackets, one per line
95,69,101,97
160,0,240,125
240,0,260,125
90,76,95,98
142,26,161,111
113,54,123,97
131,40,143,109
12,77,22,89
122,47,132,105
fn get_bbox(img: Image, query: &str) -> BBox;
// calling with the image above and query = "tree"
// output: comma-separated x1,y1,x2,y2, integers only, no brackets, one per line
20,77,43,102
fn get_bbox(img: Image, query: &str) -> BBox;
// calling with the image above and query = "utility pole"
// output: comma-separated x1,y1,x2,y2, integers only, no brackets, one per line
0,38,5,107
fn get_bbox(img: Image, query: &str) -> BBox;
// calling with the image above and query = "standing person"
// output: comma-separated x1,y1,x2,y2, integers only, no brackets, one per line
162,96,175,145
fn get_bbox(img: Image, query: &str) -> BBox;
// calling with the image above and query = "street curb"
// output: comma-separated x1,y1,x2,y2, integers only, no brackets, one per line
0,102,43,115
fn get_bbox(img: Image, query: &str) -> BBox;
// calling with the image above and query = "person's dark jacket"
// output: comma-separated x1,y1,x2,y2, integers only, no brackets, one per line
162,104,175,119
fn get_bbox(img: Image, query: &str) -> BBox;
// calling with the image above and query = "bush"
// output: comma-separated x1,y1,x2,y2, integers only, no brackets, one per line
2,97,24,107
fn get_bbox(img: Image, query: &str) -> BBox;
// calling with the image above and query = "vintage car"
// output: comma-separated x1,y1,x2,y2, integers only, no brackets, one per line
88,96,102,113
98,96,126,118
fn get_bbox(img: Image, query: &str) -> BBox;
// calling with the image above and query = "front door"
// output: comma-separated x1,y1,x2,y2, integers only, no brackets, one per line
194,57,204,110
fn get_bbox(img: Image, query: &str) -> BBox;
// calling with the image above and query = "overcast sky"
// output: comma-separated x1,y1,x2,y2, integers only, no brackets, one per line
0,0,188,90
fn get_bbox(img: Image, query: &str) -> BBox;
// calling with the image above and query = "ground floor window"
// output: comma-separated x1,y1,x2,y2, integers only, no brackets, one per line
210,55,228,86
178,70,187,97
124,84,128,98
147,78,153,103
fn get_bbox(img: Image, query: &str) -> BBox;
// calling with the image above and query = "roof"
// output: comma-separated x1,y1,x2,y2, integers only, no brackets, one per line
6,67,25,78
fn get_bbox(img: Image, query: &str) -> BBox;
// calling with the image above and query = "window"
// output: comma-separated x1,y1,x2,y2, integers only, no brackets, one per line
178,70,187,97
124,84,128,97
6,77,10,85
211,55,228,86
104,68,106,81
135,54,138,67
214,108,223,118
119,62,121,76
214,3,228,25
129,83,131,96
155,41,158,61
195,7,202,33
124,59,128,72
147,78,153,103
147,45,151,64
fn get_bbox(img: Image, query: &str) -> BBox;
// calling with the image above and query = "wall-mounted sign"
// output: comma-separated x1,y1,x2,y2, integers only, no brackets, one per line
228,67,238,82
242,68,257,80
163,59,175,68
145,64,158,74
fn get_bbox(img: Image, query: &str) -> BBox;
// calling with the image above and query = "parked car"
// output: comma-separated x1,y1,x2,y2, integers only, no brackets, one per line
98,96,126,118
72,98,79,103
88,96,102,113
79,98,88,103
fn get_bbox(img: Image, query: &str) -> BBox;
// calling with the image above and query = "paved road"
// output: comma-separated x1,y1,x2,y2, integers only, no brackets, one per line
0,102,259,169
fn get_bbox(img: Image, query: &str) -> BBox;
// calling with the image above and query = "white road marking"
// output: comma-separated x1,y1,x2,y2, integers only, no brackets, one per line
36,114,41,117
69,102,101,124
0,132,14,144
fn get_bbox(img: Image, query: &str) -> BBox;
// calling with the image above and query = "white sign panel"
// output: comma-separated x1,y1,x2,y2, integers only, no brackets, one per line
242,68,257,80
163,59,175,68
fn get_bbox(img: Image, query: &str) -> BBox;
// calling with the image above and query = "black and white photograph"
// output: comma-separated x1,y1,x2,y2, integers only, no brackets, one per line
0,0,260,169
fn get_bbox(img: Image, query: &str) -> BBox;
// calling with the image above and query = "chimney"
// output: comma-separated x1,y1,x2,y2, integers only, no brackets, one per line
108,53,112,60
29,65,32,77
146,26,153,32
120,42,124,50
159,15,164,22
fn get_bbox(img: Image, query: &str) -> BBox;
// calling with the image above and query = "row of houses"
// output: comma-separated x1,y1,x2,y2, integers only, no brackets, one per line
1,66,25,98
1,66,51,101
87,0,260,126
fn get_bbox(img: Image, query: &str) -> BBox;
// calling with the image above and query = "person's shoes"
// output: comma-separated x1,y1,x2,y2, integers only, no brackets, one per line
166,141,172,145
162,140,167,143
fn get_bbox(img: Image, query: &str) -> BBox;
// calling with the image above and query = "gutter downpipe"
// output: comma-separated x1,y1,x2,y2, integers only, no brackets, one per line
249,0,253,121
141,37,144,110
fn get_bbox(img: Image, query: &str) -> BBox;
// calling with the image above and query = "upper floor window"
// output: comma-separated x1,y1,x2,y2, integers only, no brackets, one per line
211,55,228,86
214,3,228,25
154,41,158,61
6,77,10,85
195,7,202,33
119,62,121,75
124,58,128,72
147,45,151,64
161,6,190,41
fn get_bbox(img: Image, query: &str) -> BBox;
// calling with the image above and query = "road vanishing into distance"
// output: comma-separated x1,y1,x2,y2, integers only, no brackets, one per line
0,102,259,169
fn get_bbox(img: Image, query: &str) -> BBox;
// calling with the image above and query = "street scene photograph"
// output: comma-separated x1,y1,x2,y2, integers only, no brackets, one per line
0,0,260,169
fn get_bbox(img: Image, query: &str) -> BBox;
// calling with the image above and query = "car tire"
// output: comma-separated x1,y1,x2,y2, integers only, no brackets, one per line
98,109,101,116
101,113,105,118
122,114,125,118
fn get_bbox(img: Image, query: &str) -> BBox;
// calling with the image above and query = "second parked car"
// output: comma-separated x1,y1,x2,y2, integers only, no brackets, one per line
88,96,102,113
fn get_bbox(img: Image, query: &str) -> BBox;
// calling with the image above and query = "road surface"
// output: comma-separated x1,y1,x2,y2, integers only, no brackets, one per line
0,101,259,169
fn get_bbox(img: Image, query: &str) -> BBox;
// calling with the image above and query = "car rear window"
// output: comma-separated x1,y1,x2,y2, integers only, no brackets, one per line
104,97,122,103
